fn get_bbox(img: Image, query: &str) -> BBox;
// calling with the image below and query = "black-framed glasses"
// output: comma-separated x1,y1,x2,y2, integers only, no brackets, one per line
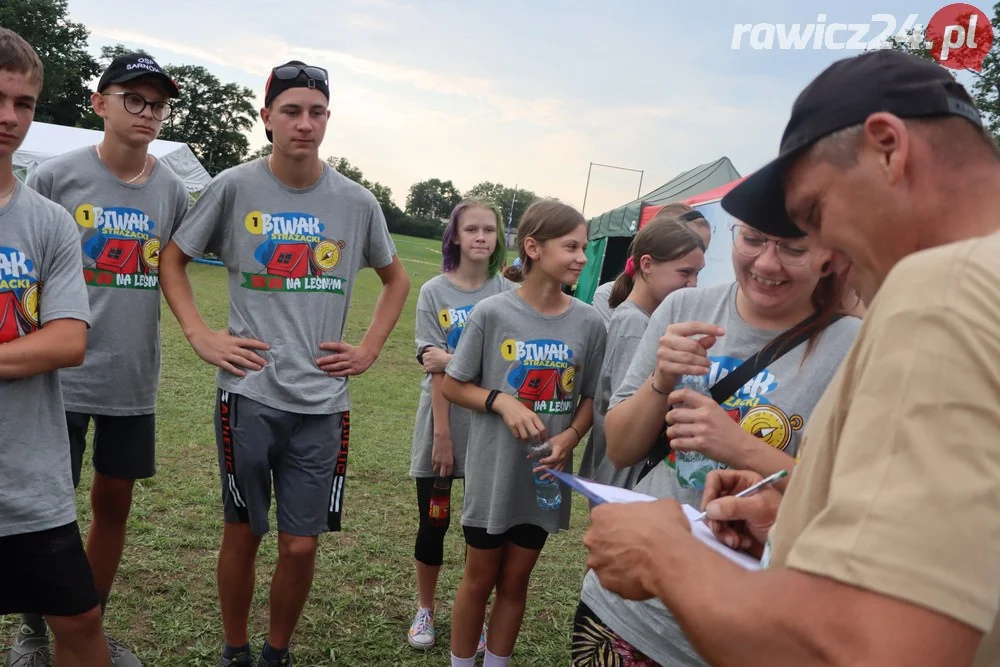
272,64,329,84
730,223,810,266
104,91,173,121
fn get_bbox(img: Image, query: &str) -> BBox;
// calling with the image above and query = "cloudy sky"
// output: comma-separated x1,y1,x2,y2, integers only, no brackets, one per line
67,0,969,215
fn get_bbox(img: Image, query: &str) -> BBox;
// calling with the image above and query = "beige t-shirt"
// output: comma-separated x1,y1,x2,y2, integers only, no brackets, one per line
768,231,1000,665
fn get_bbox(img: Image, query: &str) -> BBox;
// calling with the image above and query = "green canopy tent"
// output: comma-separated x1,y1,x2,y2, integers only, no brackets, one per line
576,157,741,304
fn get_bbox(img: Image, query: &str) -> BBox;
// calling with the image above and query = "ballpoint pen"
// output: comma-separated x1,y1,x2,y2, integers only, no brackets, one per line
692,469,788,523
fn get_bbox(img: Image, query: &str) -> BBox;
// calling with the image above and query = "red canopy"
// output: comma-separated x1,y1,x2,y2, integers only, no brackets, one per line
638,176,748,229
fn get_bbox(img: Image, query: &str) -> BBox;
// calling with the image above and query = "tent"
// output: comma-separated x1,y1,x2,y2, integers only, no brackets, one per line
14,121,211,198
0,291,30,344
517,369,559,407
576,157,743,304
96,238,143,275
266,243,311,279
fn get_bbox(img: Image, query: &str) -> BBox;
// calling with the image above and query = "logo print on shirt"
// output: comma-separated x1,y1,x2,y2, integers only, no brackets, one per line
439,304,474,350
242,210,347,294
0,246,38,344
711,355,802,451
500,338,576,415
75,204,160,290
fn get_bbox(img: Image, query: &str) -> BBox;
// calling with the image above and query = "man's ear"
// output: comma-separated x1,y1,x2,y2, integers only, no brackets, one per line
91,91,107,118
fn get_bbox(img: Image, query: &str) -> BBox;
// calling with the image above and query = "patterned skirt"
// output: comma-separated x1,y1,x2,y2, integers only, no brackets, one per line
571,600,662,667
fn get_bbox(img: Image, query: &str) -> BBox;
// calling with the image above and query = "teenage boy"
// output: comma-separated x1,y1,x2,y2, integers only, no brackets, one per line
160,61,410,666
14,52,187,667
0,27,111,667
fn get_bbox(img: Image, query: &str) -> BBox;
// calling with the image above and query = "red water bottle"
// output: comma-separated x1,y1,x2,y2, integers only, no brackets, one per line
428,476,452,526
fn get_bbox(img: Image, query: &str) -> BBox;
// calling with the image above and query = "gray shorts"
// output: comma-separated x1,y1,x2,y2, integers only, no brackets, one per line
215,389,350,537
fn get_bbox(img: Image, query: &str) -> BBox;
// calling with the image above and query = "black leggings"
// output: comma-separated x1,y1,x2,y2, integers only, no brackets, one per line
414,477,456,566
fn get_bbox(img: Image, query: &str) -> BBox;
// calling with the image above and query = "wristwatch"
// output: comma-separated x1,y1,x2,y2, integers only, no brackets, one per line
485,389,502,413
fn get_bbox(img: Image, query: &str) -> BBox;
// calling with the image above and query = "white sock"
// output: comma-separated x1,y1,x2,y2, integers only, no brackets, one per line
451,654,476,667
483,648,511,666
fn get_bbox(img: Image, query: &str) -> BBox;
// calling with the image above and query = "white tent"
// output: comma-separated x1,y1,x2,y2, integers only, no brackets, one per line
14,121,211,196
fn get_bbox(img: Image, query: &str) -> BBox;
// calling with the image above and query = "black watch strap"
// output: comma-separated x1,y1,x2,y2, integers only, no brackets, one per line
485,389,501,413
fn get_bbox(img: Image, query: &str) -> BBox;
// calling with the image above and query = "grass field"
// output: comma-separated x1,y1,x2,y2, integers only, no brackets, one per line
1,234,593,666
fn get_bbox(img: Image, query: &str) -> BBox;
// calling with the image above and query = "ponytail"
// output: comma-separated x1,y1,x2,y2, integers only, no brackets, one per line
607,219,704,309
503,261,524,282
608,257,637,308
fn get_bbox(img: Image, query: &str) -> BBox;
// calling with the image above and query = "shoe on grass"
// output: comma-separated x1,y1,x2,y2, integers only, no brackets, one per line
407,607,435,650
106,634,142,667
7,619,50,667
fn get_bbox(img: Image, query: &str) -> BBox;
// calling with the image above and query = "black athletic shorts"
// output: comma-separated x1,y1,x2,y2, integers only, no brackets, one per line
67,411,156,487
0,522,99,617
462,523,548,551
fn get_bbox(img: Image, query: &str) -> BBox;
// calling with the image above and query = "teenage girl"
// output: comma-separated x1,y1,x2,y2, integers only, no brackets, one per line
578,215,705,490
443,200,607,667
407,199,511,651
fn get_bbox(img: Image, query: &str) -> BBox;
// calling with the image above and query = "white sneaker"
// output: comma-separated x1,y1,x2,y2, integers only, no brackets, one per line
407,608,435,650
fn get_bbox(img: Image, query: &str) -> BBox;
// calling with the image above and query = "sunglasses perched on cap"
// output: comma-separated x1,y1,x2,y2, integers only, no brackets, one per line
271,64,329,84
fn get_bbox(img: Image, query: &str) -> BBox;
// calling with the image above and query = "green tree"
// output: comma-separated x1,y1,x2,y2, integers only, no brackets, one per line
883,4,1000,143
326,156,400,221
159,65,256,174
79,45,257,174
464,181,537,229
0,0,100,127
247,144,273,160
406,178,462,219
327,156,364,183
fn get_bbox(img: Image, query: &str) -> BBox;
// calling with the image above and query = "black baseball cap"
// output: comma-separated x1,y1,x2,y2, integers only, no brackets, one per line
263,61,330,143
721,49,983,238
97,53,180,98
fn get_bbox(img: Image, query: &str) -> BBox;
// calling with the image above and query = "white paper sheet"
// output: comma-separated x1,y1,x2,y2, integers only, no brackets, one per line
548,469,762,571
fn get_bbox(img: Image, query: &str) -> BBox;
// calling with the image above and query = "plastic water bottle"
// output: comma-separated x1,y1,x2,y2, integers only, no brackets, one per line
524,441,562,511
428,476,451,526
674,374,719,490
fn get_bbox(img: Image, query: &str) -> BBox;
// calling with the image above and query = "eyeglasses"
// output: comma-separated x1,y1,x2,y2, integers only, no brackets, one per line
272,64,329,84
104,92,173,121
731,224,810,266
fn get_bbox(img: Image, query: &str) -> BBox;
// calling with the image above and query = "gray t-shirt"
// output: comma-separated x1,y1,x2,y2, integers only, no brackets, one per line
410,273,514,478
446,290,607,534
581,282,861,666
578,299,650,489
0,182,91,537
591,281,614,328
171,158,396,414
26,146,188,415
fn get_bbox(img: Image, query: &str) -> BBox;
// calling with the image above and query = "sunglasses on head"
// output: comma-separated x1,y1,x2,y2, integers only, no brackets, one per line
271,64,328,84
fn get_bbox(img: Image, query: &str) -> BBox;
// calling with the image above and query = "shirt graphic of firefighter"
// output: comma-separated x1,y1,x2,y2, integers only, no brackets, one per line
241,210,347,294
0,246,39,344
75,204,161,290
502,338,577,415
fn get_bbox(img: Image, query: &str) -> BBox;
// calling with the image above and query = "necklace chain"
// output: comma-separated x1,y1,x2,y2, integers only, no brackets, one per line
96,144,147,184
0,179,15,202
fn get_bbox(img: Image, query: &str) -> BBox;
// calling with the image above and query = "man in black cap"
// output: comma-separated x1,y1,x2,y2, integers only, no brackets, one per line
14,51,185,667
160,61,410,666
582,49,1000,667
